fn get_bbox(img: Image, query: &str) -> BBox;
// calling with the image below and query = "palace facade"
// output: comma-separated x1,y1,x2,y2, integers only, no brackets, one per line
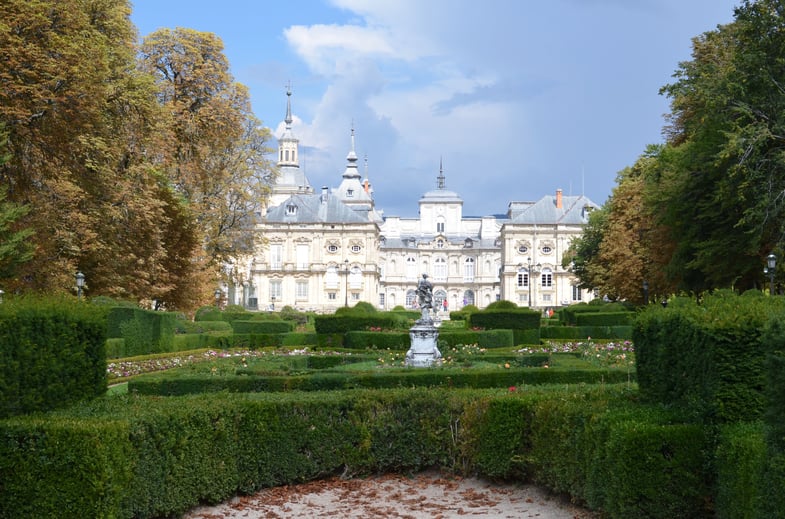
224,91,599,313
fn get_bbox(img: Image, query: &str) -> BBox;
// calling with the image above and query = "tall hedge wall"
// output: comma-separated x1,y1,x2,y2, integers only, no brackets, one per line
106,307,176,357
634,292,785,423
0,297,108,418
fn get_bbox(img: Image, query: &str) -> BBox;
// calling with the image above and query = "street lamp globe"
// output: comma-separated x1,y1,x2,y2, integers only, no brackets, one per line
75,272,85,299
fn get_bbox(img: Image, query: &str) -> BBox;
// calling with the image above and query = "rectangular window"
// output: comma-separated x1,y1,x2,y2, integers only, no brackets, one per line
541,273,552,287
517,272,529,287
328,292,336,300
296,280,308,299
351,293,360,301
519,293,528,304
379,293,385,308
572,285,582,301
542,294,552,302
296,244,309,270
270,280,282,300
436,222,444,233
270,244,283,269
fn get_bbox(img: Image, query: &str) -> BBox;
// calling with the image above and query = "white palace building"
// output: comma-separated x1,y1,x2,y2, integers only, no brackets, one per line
226,91,599,313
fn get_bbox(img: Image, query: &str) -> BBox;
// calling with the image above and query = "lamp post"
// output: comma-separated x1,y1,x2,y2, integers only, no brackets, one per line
344,259,349,307
214,289,222,309
75,272,85,300
643,280,649,305
767,253,777,295
527,257,541,309
0,289,4,303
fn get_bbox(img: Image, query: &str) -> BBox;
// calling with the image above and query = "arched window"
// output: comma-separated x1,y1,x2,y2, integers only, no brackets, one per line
406,257,417,281
406,289,417,308
463,290,475,306
434,257,447,281
464,258,475,281
434,289,447,309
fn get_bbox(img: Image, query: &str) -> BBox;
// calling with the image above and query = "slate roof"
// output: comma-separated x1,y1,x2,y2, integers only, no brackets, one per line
264,193,371,224
508,194,599,225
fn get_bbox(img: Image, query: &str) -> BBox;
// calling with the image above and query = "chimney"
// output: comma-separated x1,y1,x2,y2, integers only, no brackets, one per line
321,186,328,203
556,188,563,209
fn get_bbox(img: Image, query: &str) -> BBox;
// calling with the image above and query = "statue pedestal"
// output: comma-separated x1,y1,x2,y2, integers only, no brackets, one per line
405,313,442,367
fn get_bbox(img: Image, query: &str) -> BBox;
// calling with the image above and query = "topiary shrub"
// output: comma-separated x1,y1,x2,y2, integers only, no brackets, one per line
485,300,518,310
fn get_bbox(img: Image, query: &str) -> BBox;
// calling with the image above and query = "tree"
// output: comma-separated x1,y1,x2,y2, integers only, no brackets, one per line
594,147,675,304
563,205,608,292
654,0,785,293
138,28,275,267
0,1,209,309
0,128,34,282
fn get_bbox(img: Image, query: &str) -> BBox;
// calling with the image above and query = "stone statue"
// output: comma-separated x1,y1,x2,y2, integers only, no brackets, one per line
407,272,441,367
416,273,433,310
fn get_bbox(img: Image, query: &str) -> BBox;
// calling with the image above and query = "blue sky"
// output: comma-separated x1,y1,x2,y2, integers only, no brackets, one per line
130,0,739,218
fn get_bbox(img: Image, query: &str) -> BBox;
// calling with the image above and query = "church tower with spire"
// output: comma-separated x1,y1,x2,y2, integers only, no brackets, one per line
267,85,313,209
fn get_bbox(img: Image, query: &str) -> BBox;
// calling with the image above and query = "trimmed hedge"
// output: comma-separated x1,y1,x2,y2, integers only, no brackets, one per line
126,367,634,396
107,307,177,357
313,314,409,334
575,312,633,327
0,297,108,418
715,421,766,519
231,320,294,334
468,309,540,330
340,329,516,350
3,384,766,519
540,325,632,341
634,292,781,423
561,303,631,326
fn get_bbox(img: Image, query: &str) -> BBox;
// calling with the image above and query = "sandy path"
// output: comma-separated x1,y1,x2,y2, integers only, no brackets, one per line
181,471,599,519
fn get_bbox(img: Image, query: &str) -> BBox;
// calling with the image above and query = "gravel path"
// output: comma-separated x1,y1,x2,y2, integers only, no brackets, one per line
181,471,599,519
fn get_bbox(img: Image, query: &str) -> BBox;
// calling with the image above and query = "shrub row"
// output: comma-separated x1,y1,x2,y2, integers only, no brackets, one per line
540,325,632,340
575,312,633,327
559,302,632,325
340,329,518,350
0,385,742,519
313,314,410,333
231,320,294,334
126,367,634,396
0,297,108,418
467,308,540,330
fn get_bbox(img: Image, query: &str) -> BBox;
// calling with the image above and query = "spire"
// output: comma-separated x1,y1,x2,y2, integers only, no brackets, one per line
342,124,360,179
436,157,446,189
347,122,358,161
284,80,293,130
